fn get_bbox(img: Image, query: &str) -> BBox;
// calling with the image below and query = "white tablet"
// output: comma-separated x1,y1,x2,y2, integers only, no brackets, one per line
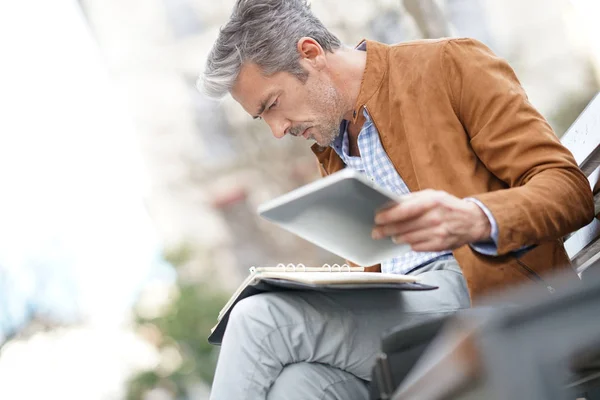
257,168,412,266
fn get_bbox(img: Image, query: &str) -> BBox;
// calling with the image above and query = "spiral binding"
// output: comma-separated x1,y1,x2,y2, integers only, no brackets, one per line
321,263,352,272
249,263,351,273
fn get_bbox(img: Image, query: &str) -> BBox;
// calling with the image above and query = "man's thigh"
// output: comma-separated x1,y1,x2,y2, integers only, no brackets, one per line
267,362,369,400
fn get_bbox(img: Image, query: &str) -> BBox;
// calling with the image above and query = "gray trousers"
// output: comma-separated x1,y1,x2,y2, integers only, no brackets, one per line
209,257,470,399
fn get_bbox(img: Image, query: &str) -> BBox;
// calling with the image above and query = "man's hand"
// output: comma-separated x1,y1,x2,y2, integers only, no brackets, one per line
372,189,492,252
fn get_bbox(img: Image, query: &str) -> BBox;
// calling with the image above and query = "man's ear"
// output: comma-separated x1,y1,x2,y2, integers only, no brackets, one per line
297,37,326,69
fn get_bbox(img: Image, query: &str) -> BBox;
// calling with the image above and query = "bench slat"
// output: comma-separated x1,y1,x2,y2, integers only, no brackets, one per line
560,93,600,176
565,218,600,274
564,165,600,272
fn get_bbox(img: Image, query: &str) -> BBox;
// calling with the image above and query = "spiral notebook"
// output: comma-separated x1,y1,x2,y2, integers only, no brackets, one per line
208,263,438,345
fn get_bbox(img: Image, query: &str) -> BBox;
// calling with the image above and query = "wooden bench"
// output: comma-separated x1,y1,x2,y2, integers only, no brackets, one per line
376,92,600,400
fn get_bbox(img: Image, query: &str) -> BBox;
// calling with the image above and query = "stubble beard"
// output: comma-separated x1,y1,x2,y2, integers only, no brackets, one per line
310,81,346,147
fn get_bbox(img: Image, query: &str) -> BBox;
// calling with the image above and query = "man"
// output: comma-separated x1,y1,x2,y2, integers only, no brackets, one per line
199,0,595,398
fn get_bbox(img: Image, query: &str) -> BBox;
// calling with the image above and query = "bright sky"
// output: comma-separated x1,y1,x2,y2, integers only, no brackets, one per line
0,0,171,331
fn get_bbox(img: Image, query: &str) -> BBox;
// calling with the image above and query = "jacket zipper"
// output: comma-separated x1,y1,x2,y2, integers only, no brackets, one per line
516,259,556,294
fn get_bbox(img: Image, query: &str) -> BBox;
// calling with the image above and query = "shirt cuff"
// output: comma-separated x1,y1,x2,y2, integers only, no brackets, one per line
464,197,500,256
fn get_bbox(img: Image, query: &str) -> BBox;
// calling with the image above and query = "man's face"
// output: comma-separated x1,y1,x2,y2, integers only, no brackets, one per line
231,62,345,147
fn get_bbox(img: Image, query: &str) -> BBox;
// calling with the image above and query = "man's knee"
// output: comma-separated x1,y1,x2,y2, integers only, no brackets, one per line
268,362,368,400
228,292,296,332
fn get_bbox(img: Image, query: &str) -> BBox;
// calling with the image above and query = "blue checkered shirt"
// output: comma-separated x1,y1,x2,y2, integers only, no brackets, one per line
331,109,500,274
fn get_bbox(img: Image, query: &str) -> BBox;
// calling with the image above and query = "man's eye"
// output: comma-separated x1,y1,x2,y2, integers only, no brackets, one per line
268,99,278,110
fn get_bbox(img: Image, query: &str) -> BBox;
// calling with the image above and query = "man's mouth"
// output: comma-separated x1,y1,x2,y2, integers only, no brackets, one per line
302,128,311,139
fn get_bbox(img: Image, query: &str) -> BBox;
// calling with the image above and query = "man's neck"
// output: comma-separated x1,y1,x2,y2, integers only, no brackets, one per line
327,46,367,122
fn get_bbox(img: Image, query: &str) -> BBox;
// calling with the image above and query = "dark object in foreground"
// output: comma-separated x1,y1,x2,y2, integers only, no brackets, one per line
369,261,600,400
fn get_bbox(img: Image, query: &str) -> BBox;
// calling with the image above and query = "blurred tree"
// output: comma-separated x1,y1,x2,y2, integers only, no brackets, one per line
126,244,229,400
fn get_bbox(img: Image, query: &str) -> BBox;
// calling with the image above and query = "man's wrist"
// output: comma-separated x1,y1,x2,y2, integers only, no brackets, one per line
465,200,492,242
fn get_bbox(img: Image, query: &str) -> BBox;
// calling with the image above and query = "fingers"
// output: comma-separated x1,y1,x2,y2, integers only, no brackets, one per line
371,190,465,252
392,226,435,244
374,190,448,226
374,196,438,225
370,190,490,252
372,211,442,239
393,226,456,252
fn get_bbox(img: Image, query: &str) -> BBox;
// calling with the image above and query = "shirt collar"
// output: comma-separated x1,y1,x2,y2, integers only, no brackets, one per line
329,42,369,153
331,108,372,160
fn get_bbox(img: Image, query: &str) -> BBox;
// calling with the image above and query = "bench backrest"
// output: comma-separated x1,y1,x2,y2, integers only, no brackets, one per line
560,93,600,274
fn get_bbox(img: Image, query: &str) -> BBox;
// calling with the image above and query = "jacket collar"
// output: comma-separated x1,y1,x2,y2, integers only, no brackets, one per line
350,39,389,124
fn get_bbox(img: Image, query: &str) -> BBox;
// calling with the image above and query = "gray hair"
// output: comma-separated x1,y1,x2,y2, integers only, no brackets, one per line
199,0,342,99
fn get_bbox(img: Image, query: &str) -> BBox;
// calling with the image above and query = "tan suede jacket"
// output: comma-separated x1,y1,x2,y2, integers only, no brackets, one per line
311,38,595,304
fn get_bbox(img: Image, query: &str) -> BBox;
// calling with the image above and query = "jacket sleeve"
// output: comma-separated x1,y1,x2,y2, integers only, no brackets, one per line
442,38,594,254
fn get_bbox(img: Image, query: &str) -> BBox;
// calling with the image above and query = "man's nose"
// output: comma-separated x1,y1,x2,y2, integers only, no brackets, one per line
266,117,291,139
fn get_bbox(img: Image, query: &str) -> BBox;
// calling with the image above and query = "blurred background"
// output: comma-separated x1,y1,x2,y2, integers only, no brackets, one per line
0,0,599,398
